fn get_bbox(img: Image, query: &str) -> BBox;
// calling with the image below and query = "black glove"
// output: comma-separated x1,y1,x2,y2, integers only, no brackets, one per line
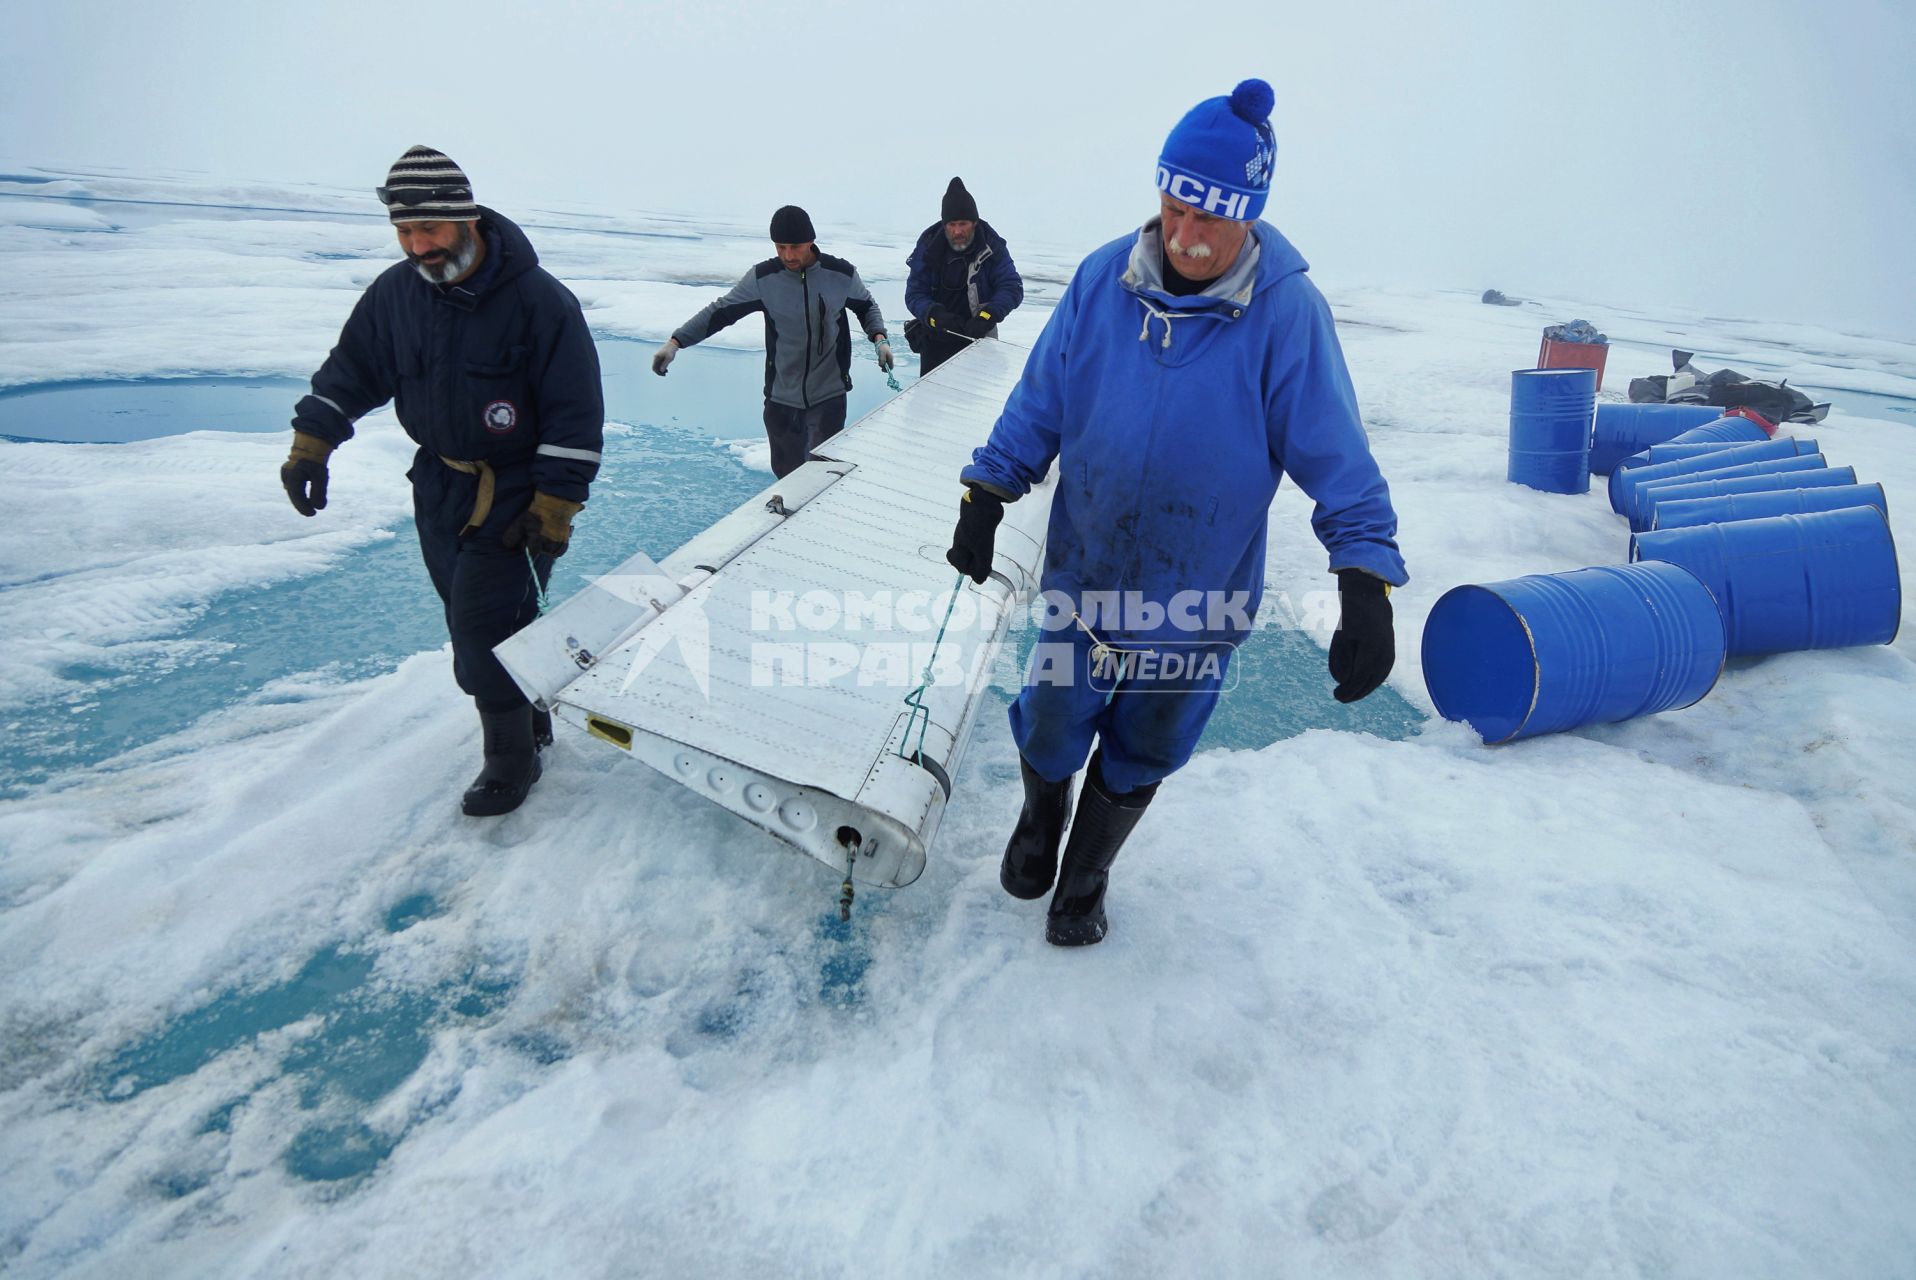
926,304,962,333
964,310,997,339
502,492,584,557
280,431,334,517
1328,569,1395,703
946,485,1005,584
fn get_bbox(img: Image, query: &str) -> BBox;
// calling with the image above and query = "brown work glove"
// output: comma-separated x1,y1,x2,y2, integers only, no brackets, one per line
503,491,584,557
280,431,335,516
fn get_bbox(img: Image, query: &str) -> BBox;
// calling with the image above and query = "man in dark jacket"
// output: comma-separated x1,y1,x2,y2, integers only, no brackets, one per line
279,145,604,817
651,205,891,479
905,178,1024,374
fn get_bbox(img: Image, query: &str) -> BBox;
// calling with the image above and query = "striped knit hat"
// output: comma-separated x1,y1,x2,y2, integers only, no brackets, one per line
379,145,479,223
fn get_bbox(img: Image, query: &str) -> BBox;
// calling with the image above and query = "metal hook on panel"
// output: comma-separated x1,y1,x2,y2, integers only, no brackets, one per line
836,827,863,921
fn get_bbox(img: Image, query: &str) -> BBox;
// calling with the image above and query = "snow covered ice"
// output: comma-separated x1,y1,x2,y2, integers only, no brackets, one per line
2,169,1915,1277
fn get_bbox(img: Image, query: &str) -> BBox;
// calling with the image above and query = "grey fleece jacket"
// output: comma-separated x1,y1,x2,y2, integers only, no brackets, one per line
670,252,886,409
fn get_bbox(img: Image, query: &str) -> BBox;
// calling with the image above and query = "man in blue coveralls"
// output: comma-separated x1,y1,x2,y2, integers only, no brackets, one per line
946,81,1407,947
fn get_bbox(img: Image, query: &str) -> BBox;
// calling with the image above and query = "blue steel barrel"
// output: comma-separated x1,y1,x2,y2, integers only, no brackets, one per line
1662,416,1772,447
1608,438,1820,514
1618,436,1811,473
1509,368,1596,494
1650,483,1888,531
1630,466,1858,516
1628,454,1829,529
1630,506,1902,656
1589,404,1726,475
1421,562,1725,744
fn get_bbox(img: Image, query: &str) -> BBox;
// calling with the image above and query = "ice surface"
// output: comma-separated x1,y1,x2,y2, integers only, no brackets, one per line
1,172,1914,1278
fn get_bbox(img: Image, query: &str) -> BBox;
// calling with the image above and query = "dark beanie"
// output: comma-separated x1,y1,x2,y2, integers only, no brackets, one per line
382,145,478,223
769,205,815,243
941,177,979,222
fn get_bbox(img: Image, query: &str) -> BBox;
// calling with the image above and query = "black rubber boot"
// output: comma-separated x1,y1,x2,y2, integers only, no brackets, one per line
532,705,554,750
1000,757,1074,900
1045,755,1157,947
462,704,543,817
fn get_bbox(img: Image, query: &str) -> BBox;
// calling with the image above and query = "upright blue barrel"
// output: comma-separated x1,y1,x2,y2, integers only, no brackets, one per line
1629,453,1829,529
1589,404,1726,475
1662,416,1772,448
1509,368,1596,494
1421,562,1725,744
1609,438,1820,515
1651,483,1888,530
1630,506,1902,656
1632,465,1858,514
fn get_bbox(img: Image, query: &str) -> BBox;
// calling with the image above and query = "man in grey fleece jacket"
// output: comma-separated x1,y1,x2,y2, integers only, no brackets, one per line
652,205,892,477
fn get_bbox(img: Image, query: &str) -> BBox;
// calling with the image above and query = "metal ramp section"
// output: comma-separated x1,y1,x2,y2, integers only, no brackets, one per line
495,339,1052,888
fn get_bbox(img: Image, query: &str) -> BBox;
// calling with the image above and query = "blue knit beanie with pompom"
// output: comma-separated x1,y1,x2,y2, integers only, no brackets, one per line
1156,79,1277,222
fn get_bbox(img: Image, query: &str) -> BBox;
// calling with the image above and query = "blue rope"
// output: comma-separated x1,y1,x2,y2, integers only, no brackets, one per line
525,548,551,615
897,573,965,762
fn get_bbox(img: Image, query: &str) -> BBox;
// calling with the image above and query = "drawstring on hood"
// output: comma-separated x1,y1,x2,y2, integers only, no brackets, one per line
1122,218,1269,351
1136,297,1196,349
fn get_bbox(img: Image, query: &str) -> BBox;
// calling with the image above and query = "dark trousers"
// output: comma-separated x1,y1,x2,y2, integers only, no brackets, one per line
918,332,969,374
763,396,848,478
1010,624,1235,795
411,452,552,712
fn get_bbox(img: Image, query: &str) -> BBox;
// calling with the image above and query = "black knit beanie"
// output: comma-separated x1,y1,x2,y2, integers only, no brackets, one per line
941,177,979,222
769,205,815,243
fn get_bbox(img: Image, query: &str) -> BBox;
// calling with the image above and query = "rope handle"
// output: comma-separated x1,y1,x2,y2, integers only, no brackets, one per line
896,573,967,763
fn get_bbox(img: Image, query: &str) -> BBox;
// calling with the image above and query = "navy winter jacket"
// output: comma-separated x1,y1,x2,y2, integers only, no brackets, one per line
292,207,604,502
905,220,1023,325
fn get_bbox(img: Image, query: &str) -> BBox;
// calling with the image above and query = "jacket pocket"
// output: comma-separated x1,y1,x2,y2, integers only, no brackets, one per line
462,345,534,443
464,344,531,379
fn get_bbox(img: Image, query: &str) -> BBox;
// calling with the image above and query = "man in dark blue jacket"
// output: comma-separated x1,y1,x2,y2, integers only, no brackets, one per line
905,178,1023,374
279,145,604,817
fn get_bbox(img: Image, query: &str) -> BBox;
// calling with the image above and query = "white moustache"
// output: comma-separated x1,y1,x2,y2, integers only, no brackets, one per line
1167,237,1213,260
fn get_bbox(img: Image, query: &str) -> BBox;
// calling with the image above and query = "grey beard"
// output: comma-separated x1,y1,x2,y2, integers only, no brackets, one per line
411,228,480,283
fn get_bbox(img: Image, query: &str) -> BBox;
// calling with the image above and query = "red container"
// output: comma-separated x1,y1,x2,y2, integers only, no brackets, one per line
1538,335,1609,390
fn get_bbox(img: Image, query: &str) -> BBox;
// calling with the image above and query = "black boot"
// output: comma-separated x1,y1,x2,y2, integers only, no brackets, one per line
1000,757,1074,899
532,705,553,750
462,704,543,817
1045,755,1157,947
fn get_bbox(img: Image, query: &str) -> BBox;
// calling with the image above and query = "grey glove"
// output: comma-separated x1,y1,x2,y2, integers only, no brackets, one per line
875,339,894,372
650,340,678,376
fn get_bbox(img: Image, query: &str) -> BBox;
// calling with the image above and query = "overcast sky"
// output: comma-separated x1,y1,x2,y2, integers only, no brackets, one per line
4,0,1912,339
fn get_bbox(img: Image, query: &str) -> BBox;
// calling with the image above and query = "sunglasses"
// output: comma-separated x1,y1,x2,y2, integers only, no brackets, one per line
375,184,472,207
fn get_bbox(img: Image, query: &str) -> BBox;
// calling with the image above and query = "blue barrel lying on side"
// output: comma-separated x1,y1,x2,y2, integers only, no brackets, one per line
1628,453,1830,530
1620,440,1760,469
1661,416,1772,447
1651,482,1887,531
1509,368,1596,494
1630,506,1902,656
1632,466,1859,519
1610,418,1775,476
1589,403,1727,475
1609,438,1820,516
1422,561,1725,744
